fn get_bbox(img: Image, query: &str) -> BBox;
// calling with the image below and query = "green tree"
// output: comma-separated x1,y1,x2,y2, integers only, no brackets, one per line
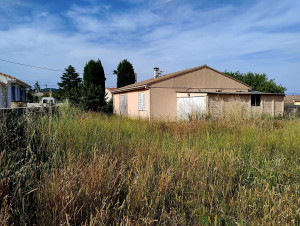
114,59,136,88
224,71,286,93
57,65,82,104
82,59,106,111
34,81,40,92
104,98,113,114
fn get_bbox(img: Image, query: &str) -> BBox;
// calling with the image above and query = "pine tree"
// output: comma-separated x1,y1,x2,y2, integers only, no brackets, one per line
57,65,82,104
114,59,135,88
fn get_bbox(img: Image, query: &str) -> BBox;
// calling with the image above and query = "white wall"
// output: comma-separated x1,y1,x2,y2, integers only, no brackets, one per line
7,83,12,108
0,85,2,108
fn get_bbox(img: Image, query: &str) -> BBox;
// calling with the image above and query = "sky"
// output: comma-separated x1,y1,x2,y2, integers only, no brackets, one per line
0,0,299,94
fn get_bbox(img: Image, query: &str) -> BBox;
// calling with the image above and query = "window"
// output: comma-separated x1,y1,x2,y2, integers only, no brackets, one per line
20,89,23,101
251,94,261,106
138,92,145,111
11,85,16,101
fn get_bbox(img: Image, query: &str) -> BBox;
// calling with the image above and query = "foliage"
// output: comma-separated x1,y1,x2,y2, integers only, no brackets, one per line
27,92,34,102
82,60,106,111
27,92,40,103
224,71,286,93
114,59,136,88
80,84,106,111
1,106,299,225
83,59,105,88
104,98,113,114
57,65,82,105
34,81,40,92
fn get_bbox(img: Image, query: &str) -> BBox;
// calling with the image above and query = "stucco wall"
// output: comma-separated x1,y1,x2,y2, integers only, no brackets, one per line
150,68,249,92
0,84,4,108
113,89,150,119
150,87,177,120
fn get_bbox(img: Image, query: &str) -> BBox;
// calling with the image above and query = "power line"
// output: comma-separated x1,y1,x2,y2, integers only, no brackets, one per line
0,57,117,75
0,57,64,72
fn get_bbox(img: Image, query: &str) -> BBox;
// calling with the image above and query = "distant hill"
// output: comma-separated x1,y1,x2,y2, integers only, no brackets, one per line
40,88,59,93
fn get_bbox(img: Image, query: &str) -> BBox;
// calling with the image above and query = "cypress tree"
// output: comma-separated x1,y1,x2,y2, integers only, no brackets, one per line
82,59,106,111
114,59,135,88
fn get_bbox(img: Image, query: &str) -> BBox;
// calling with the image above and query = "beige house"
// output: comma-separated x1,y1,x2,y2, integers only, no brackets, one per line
112,65,285,120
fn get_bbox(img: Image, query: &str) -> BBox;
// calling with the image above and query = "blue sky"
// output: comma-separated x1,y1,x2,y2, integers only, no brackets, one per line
0,0,300,93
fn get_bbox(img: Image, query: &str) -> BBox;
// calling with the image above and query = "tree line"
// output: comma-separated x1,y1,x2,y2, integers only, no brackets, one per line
224,71,286,93
57,59,136,113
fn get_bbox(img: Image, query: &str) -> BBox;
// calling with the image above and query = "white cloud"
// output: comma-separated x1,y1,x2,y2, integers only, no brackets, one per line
0,0,299,92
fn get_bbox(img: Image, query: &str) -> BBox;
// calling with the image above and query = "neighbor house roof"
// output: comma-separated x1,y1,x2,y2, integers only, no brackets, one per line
112,65,251,94
0,72,31,88
284,95,300,103
106,88,117,91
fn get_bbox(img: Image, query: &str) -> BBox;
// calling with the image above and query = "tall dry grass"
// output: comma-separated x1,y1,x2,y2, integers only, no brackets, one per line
0,104,299,225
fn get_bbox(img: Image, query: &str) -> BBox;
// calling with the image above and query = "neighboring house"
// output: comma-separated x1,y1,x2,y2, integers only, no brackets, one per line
284,95,300,105
33,91,50,97
0,72,31,108
112,65,285,120
105,88,116,102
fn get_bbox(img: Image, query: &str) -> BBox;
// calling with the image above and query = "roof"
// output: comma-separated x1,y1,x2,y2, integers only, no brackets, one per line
0,72,31,88
106,87,117,91
112,65,251,94
284,95,300,103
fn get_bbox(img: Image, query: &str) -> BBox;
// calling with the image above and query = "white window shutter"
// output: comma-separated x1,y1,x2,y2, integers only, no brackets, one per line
138,92,145,111
138,93,141,110
142,93,145,110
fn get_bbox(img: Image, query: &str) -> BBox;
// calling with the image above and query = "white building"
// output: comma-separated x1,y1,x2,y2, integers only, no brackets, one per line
0,72,31,108
105,88,116,102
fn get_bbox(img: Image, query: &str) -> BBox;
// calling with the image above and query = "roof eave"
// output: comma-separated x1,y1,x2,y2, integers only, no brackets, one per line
112,85,148,94
8,79,31,88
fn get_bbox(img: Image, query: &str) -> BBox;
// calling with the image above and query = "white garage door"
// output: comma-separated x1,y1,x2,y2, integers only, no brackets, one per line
177,96,206,120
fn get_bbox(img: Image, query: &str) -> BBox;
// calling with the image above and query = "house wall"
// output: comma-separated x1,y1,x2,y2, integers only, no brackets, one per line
113,89,150,119
7,83,12,108
207,94,284,118
0,84,4,108
150,87,177,120
207,94,250,118
150,68,249,92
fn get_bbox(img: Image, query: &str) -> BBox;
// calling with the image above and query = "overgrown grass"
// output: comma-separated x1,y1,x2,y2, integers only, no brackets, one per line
1,104,299,225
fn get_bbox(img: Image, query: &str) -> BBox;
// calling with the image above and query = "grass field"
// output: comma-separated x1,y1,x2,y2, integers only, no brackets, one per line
0,105,299,225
